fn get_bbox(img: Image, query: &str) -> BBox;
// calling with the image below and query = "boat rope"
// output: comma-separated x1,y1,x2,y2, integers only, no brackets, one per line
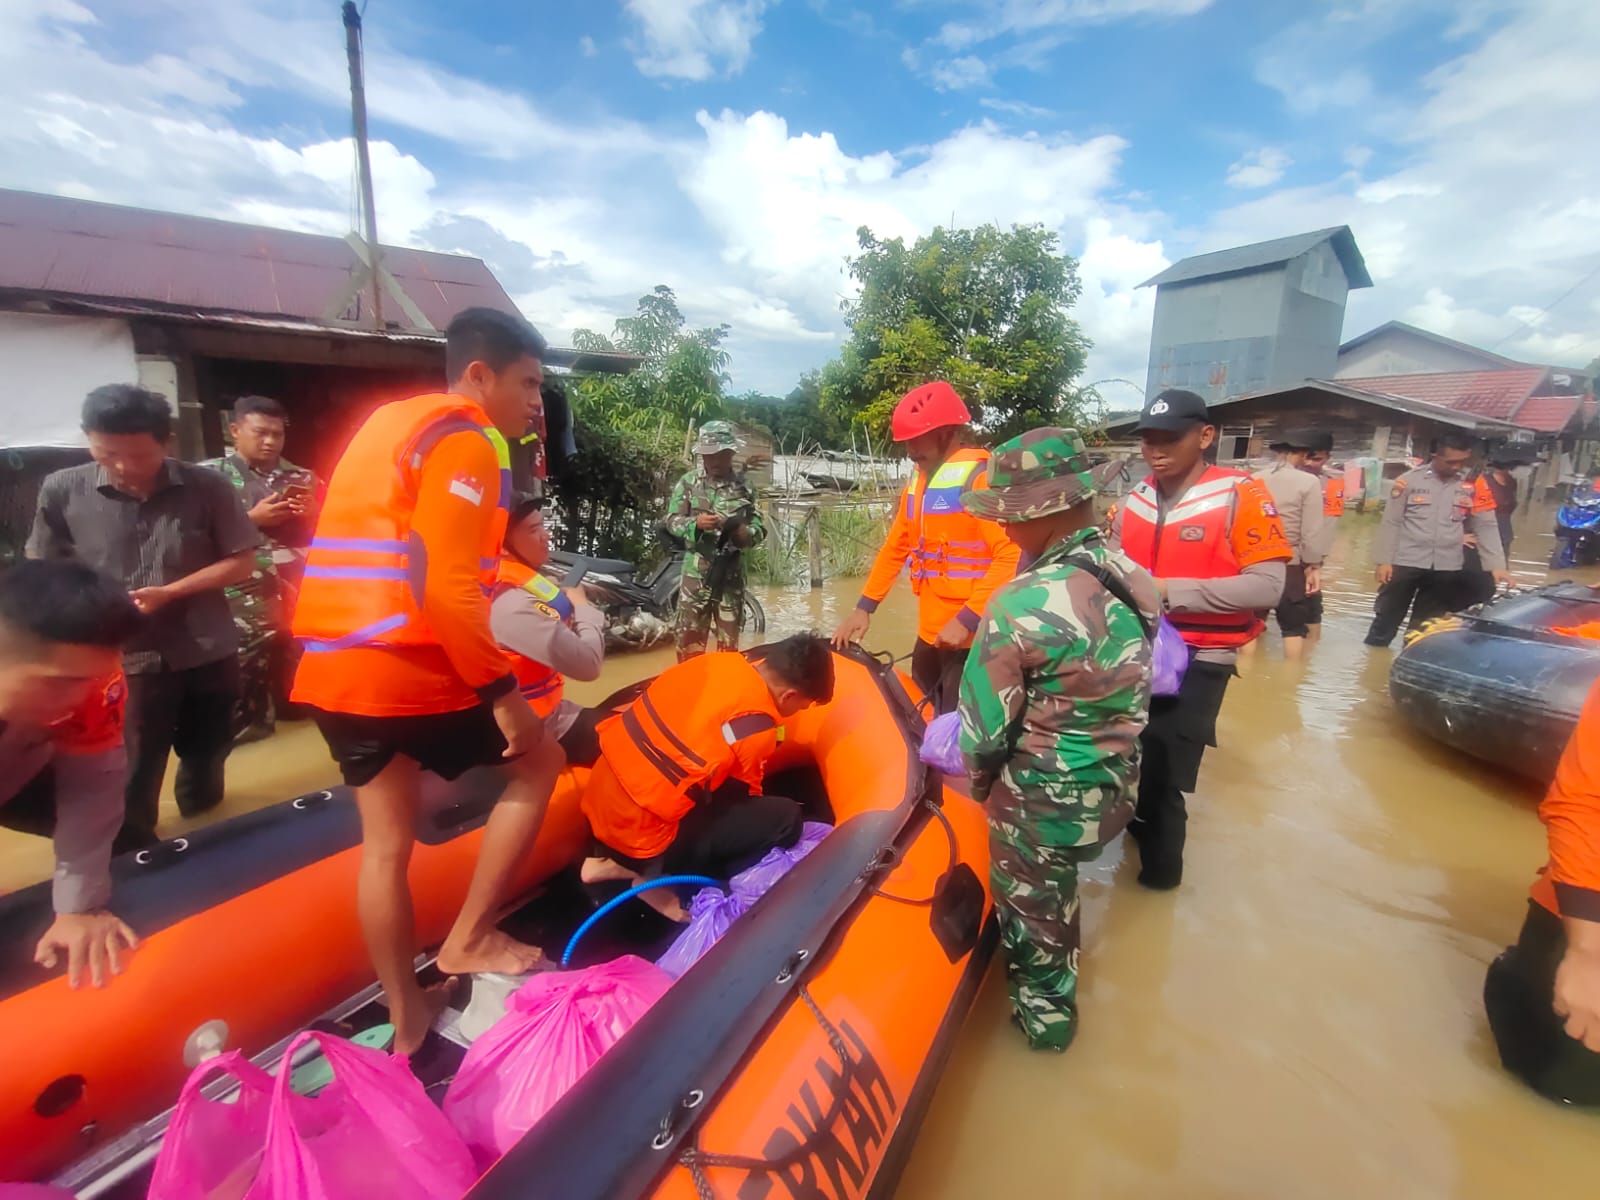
675,984,856,1200
858,796,960,907
1404,615,1463,646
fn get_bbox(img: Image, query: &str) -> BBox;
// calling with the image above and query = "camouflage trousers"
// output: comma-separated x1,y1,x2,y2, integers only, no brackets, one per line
989,819,1099,1052
674,572,745,661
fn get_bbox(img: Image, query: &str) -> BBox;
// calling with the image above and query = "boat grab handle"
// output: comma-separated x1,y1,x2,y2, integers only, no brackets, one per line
560,875,721,968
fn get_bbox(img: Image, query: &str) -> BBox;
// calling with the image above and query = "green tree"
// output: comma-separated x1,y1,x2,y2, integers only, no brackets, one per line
572,285,731,428
723,371,853,451
819,223,1091,444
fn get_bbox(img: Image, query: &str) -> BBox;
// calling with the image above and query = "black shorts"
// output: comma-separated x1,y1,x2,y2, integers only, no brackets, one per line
1274,565,1322,637
310,704,509,788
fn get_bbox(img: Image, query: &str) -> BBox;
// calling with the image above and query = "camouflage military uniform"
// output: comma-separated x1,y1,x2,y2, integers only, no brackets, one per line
666,422,766,661
957,429,1159,1052
200,453,317,741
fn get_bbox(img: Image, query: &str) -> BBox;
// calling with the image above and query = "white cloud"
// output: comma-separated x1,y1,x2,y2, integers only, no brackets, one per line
934,0,1212,51
1225,147,1291,189
928,55,992,91
979,97,1056,120
624,0,774,81
578,35,598,58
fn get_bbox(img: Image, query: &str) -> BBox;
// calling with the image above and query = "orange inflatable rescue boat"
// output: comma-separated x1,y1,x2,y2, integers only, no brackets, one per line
7,647,995,1199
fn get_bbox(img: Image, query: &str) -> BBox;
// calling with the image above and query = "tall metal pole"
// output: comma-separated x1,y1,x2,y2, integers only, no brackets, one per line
342,0,383,328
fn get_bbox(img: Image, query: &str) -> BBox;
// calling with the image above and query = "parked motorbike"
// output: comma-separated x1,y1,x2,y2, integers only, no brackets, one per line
1552,484,1600,568
544,525,767,652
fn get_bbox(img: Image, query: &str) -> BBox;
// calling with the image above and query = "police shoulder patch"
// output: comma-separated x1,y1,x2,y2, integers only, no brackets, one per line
1391,482,1406,498
1260,501,1279,517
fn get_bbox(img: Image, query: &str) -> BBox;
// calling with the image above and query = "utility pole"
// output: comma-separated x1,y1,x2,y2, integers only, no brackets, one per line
342,0,383,329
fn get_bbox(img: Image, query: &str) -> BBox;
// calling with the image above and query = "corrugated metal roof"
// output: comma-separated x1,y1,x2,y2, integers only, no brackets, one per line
0,187,518,334
1139,225,1373,291
1336,320,1520,366
1339,368,1549,422
1513,395,1582,433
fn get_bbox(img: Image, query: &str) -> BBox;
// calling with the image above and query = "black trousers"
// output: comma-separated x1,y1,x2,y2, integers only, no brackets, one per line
608,785,804,883
1484,901,1600,1105
1364,566,1467,647
1130,658,1234,887
119,657,241,852
911,638,969,716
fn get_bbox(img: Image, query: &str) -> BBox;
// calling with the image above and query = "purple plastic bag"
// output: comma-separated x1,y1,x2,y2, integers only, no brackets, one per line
1151,615,1189,698
246,1031,477,1200
443,956,671,1167
149,1052,276,1200
918,710,964,775
0,1188,77,1199
656,823,831,978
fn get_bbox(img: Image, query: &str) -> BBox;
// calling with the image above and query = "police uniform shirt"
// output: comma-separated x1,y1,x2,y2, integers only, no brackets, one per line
1373,465,1505,572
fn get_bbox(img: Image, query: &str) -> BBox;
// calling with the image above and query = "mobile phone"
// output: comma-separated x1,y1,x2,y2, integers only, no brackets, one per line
282,483,313,503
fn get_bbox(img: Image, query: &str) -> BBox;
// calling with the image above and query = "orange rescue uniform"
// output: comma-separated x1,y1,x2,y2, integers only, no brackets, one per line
1119,466,1292,649
1530,680,1600,922
857,447,1020,643
291,394,517,716
1324,474,1346,517
583,653,782,860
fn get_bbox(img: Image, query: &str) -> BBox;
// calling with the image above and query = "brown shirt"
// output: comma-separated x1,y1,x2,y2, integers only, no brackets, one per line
28,460,260,673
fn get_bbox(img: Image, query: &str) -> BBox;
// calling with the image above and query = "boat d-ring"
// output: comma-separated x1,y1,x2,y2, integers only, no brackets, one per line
681,1088,705,1110
291,790,334,811
135,837,189,866
775,948,809,984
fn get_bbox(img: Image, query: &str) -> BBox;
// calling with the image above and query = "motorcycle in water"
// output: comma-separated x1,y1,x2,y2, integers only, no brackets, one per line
1552,483,1600,568
543,515,767,652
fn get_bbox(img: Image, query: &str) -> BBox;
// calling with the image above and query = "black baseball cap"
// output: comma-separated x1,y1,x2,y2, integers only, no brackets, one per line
1296,430,1334,454
1134,388,1211,432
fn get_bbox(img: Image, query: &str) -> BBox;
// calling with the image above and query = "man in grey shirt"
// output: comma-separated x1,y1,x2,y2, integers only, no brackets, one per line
28,385,258,849
0,559,146,987
1252,429,1329,658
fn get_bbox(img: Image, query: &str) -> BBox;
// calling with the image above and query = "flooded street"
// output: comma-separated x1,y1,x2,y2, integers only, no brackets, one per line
4,497,1600,1195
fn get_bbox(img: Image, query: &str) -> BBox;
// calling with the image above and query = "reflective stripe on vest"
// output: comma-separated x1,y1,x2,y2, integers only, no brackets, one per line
294,395,511,654
904,451,995,590
1120,467,1263,650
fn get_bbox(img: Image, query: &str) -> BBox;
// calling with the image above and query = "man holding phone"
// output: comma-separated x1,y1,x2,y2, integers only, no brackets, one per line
202,395,323,740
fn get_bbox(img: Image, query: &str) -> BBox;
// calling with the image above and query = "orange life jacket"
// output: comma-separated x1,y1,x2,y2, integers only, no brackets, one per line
1120,466,1264,650
903,447,999,600
1324,475,1346,517
292,393,511,654
492,559,574,717
588,654,781,855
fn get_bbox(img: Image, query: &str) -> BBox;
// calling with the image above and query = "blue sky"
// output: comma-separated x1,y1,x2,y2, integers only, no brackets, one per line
3,0,1598,402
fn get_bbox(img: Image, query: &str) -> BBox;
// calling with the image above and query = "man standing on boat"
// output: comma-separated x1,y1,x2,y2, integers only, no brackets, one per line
1252,430,1328,659
1485,679,1600,1103
1110,389,1290,890
1363,433,1507,648
291,307,564,1056
0,560,145,988
831,382,1020,714
957,429,1159,1051
664,420,765,662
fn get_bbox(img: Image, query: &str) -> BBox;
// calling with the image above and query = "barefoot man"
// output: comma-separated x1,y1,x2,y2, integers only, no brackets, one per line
291,307,563,1053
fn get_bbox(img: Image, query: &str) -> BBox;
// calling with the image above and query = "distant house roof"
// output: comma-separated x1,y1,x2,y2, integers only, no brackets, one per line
1336,320,1520,367
1513,395,1584,434
1138,226,1373,291
1339,367,1551,423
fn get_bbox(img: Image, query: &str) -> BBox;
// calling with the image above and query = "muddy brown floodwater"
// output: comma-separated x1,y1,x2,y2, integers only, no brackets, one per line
4,497,1600,1196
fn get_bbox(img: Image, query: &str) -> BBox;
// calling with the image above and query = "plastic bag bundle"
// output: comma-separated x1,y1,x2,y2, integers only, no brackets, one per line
148,1052,275,1200
0,1187,79,1199
918,710,965,776
443,956,672,1167
656,822,831,979
1151,616,1190,698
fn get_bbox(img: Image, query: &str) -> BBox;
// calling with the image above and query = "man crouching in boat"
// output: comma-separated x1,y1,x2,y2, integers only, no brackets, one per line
490,497,607,765
956,429,1159,1052
1485,681,1600,1103
291,308,565,1055
580,633,835,920
0,559,144,988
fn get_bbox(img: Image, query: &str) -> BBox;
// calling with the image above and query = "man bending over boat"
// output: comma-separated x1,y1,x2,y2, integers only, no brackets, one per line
1485,680,1600,1103
580,633,835,920
491,496,607,765
291,308,564,1055
957,430,1159,1052
0,559,145,988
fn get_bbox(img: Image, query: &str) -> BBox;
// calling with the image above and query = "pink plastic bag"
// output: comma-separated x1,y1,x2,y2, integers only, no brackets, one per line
0,1188,77,1198
149,1052,276,1200
918,710,964,775
245,1031,477,1200
443,956,671,1168
657,822,832,978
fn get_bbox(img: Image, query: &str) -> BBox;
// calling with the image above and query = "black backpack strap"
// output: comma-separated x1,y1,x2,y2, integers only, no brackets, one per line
1065,555,1153,641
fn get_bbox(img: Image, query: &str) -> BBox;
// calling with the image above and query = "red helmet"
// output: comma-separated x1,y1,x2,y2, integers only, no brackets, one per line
890,381,971,441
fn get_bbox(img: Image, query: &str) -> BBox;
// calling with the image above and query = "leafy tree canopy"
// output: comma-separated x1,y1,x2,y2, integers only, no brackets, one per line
819,223,1092,444
723,371,854,451
572,285,730,431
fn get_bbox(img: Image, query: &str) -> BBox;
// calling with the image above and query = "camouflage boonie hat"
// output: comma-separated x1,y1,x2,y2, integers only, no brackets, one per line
693,420,739,454
961,427,1096,523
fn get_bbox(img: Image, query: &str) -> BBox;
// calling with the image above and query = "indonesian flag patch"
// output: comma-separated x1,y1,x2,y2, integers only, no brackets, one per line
448,473,486,506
